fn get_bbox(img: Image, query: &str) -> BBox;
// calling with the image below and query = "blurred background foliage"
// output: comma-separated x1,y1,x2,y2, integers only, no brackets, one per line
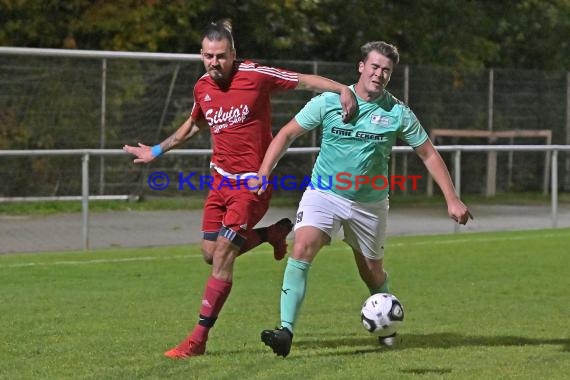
1,0,569,70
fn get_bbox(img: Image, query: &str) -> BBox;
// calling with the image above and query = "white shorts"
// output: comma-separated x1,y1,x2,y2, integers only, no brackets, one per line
294,189,389,260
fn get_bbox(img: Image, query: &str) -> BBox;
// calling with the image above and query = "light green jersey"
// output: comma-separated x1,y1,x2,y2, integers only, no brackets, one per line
295,85,428,202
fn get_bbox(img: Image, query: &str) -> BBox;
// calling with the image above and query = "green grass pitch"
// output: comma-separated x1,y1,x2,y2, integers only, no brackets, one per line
1,228,569,379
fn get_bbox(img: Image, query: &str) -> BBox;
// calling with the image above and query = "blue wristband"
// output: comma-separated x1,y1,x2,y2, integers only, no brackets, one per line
151,144,163,157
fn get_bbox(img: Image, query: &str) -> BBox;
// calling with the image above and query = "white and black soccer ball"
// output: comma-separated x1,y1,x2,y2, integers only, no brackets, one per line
360,293,404,337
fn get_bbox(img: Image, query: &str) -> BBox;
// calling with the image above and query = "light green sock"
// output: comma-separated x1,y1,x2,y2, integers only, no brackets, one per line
280,258,311,333
368,271,390,295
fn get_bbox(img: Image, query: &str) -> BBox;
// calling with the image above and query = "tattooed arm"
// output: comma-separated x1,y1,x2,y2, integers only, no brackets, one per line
123,116,208,164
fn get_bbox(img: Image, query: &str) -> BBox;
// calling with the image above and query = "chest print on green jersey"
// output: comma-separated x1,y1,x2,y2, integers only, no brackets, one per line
370,114,394,127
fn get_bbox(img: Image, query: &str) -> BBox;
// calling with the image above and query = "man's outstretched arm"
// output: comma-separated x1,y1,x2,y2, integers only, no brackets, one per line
297,74,357,123
123,117,208,164
414,139,473,224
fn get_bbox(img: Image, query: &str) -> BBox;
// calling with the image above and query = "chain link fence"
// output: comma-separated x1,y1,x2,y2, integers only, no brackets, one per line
1,48,569,201
1,48,570,253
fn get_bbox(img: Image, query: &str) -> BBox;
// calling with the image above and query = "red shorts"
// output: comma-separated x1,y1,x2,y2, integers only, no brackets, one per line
202,171,273,235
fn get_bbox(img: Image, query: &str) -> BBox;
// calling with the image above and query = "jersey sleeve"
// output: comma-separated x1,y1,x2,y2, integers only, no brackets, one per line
255,63,299,92
398,107,429,147
294,93,327,131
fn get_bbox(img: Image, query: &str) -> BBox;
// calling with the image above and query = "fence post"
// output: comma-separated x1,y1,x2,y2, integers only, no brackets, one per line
453,149,462,233
551,150,558,228
486,68,496,197
155,64,180,140
564,71,570,191
82,153,90,251
99,58,107,195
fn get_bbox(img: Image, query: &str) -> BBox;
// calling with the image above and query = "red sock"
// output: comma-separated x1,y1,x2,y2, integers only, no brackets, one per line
190,276,232,343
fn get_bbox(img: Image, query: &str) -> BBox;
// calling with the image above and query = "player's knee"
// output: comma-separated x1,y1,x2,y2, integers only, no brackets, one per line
291,227,327,261
201,250,214,265
291,239,319,262
211,247,238,278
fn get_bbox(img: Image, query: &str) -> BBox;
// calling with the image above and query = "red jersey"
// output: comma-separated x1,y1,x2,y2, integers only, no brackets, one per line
191,60,299,174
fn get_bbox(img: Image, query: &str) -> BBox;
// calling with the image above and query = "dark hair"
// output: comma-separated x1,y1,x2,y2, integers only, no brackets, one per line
201,19,235,50
360,41,399,65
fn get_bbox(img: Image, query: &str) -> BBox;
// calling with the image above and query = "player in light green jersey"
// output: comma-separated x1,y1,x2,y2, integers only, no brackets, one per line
250,41,472,357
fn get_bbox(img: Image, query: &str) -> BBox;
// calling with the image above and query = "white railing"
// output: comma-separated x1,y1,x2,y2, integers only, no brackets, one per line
1,145,569,250
0,46,202,61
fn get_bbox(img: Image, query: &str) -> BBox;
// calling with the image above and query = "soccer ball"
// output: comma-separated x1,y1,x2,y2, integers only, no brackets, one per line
360,293,404,337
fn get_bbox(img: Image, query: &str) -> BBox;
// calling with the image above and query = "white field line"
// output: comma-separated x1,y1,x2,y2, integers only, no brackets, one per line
0,254,198,268
1,231,567,269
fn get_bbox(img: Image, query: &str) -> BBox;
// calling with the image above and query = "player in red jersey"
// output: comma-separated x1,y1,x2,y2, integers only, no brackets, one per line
123,19,357,359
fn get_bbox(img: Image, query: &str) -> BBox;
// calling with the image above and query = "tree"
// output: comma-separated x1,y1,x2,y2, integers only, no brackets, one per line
1,0,569,69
